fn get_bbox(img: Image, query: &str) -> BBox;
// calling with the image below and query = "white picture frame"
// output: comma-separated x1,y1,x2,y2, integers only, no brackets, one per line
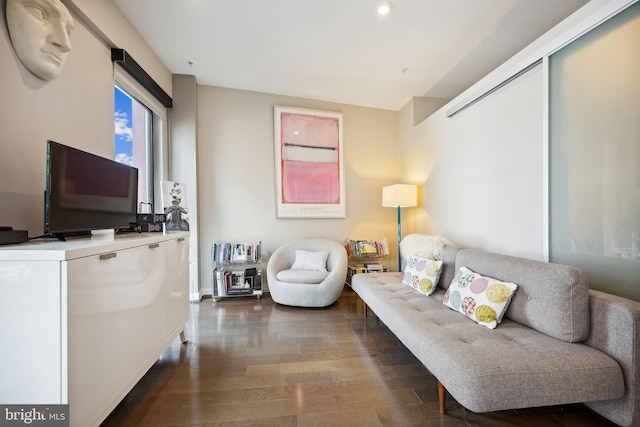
274,106,346,218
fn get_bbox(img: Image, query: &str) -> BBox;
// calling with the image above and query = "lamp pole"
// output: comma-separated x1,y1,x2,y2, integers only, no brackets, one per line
396,205,402,271
382,184,417,273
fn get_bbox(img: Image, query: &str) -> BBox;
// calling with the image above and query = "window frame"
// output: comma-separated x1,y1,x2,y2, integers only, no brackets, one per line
113,64,168,214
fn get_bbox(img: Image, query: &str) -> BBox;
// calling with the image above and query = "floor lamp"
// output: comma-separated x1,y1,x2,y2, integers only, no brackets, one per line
382,184,418,271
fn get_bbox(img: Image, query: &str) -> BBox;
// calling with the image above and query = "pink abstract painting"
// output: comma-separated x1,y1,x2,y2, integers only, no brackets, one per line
275,107,345,218
282,161,340,203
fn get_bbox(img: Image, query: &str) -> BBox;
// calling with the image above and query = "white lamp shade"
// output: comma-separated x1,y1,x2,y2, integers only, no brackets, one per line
382,184,417,207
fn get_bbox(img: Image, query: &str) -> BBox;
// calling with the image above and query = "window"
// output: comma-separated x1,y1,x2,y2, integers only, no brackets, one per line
113,64,168,214
114,85,153,212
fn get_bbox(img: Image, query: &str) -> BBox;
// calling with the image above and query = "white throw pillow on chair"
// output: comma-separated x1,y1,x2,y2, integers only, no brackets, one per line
290,250,329,271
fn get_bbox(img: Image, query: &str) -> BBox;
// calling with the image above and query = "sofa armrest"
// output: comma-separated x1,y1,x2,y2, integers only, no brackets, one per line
584,290,640,427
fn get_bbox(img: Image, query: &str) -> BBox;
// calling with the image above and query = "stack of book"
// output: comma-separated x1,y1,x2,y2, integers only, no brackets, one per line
213,267,262,297
344,238,389,257
346,263,390,286
363,263,384,272
212,241,262,264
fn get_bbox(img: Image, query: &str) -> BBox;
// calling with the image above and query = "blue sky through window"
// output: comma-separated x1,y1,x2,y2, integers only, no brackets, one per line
114,86,133,165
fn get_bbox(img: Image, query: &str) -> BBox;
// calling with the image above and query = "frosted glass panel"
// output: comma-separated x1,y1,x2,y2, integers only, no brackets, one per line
549,2,640,301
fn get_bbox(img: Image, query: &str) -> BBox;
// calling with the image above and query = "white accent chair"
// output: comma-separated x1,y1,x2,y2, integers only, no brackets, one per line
267,239,348,307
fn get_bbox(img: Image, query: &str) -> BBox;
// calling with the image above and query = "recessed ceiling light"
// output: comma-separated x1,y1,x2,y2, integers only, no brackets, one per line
377,2,392,16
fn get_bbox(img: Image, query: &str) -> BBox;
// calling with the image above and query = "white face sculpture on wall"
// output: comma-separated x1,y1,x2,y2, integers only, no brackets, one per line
6,0,75,81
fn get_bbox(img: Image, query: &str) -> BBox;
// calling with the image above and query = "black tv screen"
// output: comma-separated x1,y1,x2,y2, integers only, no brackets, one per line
45,140,138,236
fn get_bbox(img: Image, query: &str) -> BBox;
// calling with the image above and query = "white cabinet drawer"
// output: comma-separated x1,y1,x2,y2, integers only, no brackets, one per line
67,243,165,316
67,242,168,427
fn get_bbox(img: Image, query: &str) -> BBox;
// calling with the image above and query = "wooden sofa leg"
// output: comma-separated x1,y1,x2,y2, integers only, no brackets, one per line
438,380,446,414
363,301,367,317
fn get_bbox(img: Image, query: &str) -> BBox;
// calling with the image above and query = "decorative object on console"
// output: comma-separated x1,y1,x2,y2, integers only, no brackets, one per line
274,106,345,218
382,184,418,271
162,181,189,231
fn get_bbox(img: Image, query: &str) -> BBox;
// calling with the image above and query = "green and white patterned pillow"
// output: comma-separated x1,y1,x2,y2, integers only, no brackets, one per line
402,255,443,296
443,266,518,329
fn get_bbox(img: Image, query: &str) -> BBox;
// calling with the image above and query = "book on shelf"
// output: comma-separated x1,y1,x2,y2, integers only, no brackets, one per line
213,268,229,297
212,268,218,297
348,264,389,277
254,272,262,291
232,243,248,262
212,242,263,298
358,240,378,255
226,270,251,295
213,266,261,297
211,242,232,263
230,270,246,288
344,237,389,257
363,263,383,271
348,265,367,275
380,238,389,256
212,241,262,264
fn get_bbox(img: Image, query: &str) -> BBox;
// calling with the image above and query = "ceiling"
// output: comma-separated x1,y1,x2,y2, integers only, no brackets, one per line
113,0,589,111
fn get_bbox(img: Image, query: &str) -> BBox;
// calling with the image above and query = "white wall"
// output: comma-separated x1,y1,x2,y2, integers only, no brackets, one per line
0,0,171,236
170,75,200,299
398,0,638,265
196,86,403,294
401,65,544,260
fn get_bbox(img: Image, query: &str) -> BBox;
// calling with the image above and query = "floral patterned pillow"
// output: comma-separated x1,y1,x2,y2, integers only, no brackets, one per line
443,266,518,329
402,255,443,296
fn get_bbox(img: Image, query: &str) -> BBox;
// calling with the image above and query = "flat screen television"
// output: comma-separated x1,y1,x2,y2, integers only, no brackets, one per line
44,140,138,239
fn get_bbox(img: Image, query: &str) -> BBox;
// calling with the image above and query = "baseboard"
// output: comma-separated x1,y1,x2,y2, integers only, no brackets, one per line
194,287,212,301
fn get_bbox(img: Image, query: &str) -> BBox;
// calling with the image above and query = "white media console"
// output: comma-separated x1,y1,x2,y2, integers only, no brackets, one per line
0,231,189,426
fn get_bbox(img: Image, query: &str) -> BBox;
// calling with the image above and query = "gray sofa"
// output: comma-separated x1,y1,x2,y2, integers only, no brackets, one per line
351,242,640,427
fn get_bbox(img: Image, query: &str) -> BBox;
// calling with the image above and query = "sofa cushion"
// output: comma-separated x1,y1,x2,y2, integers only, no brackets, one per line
443,266,518,329
290,249,329,271
402,256,443,296
455,249,590,342
276,269,328,284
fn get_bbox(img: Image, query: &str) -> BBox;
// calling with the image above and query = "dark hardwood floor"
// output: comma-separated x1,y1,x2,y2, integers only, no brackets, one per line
101,288,618,427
